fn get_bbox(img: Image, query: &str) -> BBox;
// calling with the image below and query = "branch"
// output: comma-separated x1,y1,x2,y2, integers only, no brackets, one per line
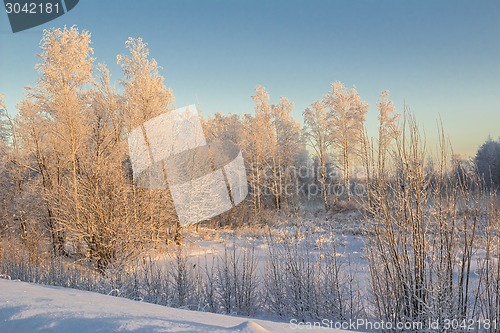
10,159,41,174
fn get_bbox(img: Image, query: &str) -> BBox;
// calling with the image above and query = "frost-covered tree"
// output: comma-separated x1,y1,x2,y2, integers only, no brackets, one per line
0,95,9,145
475,137,500,189
14,26,95,256
376,90,399,176
12,30,176,270
39,25,93,248
203,112,245,145
117,37,174,131
118,37,179,245
204,91,303,213
303,100,333,210
243,86,303,211
0,95,12,236
243,86,276,210
270,97,303,209
15,98,63,255
324,82,368,201
70,64,152,271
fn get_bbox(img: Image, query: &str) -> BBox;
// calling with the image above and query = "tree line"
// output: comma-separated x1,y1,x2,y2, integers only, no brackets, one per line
0,26,498,275
1,26,500,329
0,26,382,270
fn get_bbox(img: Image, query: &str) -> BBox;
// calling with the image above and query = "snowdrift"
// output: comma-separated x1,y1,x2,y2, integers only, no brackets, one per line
0,279,351,332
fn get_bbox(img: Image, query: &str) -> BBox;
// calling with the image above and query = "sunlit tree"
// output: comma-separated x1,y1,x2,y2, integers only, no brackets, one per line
303,100,333,210
376,90,399,177
324,82,368,201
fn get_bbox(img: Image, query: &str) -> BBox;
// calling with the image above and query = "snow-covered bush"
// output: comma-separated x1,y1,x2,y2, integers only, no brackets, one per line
216,244,259,316
264,230,362,321
363,115,499,331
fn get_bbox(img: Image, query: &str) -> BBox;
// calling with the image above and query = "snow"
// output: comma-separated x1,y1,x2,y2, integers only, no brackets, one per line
0,279,354,333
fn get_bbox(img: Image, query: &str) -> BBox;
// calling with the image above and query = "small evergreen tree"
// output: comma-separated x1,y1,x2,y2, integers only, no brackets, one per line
475,137,500,189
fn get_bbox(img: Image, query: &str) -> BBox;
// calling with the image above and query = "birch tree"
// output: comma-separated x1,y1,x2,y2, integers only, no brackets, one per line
204,95,302,212
303,100,333,210
0,95,8,146
26,26,94,254
203,113,244,145
376,90,399,177
0,95,12,236
243,86,276,210
72,64,145,271
271,97,302,209
15,98,63,255
117,37,174,131
324,82,368,201
118,37,179,244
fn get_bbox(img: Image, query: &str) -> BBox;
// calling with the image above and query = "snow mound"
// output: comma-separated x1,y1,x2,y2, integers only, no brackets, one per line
0,279,352,333
228,320,271,333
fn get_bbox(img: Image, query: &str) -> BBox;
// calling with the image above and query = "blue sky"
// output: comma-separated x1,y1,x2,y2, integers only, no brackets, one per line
1,0,499,157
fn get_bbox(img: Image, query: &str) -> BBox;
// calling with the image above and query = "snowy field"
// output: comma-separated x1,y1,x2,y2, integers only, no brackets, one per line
1,211,496,333
0,279,356,333
0,211,370,333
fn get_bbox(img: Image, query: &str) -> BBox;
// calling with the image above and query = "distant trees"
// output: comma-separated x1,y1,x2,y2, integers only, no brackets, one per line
245,85,275,210
203,113,245,145
0,24,425,279
304,82,369,207
475,137,500,189
204,85,303,212
205,82,378,214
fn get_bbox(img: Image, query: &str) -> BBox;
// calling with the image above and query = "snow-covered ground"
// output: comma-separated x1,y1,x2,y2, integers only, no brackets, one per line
0,279,356,333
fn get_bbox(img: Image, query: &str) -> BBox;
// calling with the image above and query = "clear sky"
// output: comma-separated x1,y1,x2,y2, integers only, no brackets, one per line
1,0,499,157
